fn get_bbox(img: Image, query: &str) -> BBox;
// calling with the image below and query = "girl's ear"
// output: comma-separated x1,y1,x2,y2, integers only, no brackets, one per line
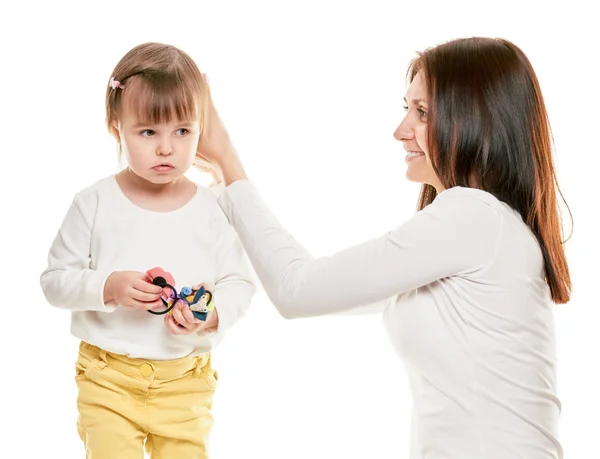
110,120,121,142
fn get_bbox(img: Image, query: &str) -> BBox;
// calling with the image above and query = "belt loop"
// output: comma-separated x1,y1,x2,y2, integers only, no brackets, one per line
195,354,211,377
193,357,204,378
94,349,108,370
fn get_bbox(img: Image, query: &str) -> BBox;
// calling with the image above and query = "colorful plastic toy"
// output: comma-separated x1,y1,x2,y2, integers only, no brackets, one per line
145,267,214,321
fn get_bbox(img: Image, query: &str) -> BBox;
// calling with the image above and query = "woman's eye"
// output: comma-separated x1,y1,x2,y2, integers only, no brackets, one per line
418,108,427,118
402,105,409,111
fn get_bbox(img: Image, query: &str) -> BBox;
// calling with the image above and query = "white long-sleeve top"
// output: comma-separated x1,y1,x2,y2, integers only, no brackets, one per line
217,180,561,459
40,175,255,360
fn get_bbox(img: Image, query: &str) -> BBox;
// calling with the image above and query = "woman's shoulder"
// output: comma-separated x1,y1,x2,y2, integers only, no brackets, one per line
436,186,500,205
439,186,524,220
428,186,504,219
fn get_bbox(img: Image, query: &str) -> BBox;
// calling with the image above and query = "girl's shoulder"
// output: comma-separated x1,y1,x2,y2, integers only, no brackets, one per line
72,174,117,198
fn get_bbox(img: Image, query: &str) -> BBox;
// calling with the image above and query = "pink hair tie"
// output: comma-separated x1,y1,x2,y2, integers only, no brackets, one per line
109,76,124,89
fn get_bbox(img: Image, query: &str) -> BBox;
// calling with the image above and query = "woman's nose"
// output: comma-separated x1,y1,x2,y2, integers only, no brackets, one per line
393,116,414,142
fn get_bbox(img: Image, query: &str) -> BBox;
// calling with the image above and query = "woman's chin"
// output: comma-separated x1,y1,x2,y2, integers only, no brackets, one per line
405,170,425,183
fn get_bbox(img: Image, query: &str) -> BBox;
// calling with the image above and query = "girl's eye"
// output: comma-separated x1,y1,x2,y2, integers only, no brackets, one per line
176,128,189,135
141,129,155,137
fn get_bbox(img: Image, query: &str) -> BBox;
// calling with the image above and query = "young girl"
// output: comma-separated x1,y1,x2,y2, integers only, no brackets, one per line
199,37,571,459
40,42,255,459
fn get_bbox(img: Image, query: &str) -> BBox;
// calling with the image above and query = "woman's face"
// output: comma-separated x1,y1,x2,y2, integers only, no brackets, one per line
393,71,444,192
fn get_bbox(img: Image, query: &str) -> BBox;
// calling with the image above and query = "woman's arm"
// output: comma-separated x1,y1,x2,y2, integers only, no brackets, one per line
216,180,500,319
197,82,499,319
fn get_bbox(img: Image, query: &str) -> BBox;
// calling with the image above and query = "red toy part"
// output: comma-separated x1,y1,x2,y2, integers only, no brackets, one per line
146,267,176,298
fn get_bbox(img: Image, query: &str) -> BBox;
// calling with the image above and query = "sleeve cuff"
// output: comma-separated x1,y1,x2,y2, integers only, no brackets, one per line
216,179,256,221
94,269,119,313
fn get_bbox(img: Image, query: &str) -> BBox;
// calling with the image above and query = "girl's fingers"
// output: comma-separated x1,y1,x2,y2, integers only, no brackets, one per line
164,313,185,334
133,277,163,294
172,305,191,329
181,306,200,324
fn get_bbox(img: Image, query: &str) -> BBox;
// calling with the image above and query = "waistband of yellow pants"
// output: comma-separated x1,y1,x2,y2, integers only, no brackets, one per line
78,341,210,380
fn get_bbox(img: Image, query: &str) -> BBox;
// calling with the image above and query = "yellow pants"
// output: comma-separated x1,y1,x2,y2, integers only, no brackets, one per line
74,341,217,459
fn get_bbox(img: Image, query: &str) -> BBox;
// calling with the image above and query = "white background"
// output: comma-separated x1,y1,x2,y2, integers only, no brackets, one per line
1,1,598,458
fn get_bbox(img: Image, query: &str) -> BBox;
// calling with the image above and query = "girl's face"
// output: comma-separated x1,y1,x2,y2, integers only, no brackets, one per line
113,104,200,186
393,71,444,192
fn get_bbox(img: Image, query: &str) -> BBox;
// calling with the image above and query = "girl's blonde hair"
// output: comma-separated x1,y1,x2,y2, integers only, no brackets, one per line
105,42,214,177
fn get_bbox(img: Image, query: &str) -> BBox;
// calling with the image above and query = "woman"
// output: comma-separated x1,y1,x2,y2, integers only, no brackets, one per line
199,37,571,459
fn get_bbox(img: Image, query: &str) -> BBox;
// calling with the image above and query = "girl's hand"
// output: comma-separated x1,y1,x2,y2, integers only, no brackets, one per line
164,299,219,335
104,271,163,309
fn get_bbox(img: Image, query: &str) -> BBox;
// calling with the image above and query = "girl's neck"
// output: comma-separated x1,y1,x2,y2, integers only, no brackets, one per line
120,167,187,195
115,168,198,213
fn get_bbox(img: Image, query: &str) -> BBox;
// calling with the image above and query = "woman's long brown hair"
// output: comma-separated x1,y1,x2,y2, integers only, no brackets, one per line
411,37,571,304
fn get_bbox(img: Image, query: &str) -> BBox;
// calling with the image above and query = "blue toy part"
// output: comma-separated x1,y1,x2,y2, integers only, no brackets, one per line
178,285,214,321
193,311,208,321
191,286,206,304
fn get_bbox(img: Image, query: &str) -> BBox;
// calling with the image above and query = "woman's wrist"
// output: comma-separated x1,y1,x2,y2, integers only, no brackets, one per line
218,148,248,186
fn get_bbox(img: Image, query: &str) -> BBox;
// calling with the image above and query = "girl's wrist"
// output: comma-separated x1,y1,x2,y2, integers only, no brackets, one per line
203,308,219,332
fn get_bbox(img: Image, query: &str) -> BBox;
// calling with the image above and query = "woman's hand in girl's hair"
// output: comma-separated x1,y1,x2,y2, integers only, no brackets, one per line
164,301,219,335
197,74,243,175
103,271,164,309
